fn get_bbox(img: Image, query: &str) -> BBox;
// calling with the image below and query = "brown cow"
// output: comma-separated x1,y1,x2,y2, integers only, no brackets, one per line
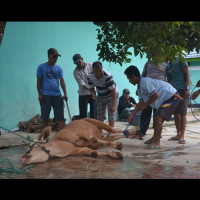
20,118,140,165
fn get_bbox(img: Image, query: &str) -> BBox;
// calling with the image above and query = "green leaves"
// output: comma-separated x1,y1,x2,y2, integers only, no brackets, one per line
93,21,200,67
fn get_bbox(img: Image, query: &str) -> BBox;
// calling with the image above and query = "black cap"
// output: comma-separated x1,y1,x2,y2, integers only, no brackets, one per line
48,48,61,57
73,54,82,64
123,89,130,94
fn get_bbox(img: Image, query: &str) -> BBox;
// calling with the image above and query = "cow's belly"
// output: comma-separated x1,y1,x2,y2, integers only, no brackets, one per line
52,120,101,142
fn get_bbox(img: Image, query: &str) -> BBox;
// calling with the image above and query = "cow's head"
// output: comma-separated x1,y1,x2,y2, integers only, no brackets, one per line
20,126,52,165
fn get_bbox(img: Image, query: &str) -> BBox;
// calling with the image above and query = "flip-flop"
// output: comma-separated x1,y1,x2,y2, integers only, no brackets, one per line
145,144,161,150
178,139,185,144
144,138,153,144
168,137,180,141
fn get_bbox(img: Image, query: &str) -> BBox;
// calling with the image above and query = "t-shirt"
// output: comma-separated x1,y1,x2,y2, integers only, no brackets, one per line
165,61,188,90
138,77,177,109
118,96,137,114
36,62,63,96
87,70,118,97
142,61,167,81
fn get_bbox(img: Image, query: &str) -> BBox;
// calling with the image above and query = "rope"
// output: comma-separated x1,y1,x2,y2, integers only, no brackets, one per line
0,158,34,174
0,126,35,174
0,125,34,143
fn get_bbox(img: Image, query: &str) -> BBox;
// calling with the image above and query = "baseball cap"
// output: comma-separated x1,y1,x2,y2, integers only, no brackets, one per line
123,89,130,94
48,48,61,57
73,54,82,64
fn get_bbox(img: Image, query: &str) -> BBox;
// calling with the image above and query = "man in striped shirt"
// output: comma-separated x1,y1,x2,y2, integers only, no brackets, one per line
87,61,118,127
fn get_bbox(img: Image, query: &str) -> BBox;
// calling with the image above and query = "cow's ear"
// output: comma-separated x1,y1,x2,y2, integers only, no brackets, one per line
37,126,52,142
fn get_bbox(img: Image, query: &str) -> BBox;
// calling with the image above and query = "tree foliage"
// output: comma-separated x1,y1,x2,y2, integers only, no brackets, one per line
93,21,200,66
0,22,6,46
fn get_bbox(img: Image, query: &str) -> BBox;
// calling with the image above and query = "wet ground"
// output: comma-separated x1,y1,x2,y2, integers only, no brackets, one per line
1,113,200,179
1,143,200,179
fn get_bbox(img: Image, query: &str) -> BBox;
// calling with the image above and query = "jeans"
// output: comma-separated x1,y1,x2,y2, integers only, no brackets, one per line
140,106,157,135
119,107,134,119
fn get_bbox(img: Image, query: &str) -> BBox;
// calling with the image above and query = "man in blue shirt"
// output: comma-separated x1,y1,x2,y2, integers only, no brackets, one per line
166,59,190,144
124,65,181,149
36,48,68,130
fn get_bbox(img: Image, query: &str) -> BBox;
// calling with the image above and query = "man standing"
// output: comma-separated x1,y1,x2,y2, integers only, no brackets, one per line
87,61,118,127
139,61,168,137
124,65,181,149
73,54,96,119
36,48,68,130
166,59,190,144
118,89,137,120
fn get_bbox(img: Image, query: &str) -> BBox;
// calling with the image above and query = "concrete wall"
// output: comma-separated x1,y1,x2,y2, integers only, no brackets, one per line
0,22,146,130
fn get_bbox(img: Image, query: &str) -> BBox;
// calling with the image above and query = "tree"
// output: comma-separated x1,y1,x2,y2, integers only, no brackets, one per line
93,21,200,66
0,22,6,46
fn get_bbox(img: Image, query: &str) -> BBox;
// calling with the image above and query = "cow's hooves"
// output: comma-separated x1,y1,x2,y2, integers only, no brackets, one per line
116,152,123,160
91,151,98,157
116,142,122,150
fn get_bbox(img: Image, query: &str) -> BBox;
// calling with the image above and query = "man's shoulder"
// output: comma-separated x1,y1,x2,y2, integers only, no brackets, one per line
38,62,47,68
103,70,112,78
85,62,93,67
141,77,161,85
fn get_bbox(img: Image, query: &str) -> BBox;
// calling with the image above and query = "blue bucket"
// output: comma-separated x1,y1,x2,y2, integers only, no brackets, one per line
130,112,141,126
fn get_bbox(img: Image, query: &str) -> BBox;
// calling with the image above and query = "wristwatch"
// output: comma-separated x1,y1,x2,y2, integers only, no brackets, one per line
186,86,190,90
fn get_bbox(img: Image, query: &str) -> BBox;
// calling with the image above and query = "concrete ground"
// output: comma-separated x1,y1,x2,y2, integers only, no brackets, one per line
1,110,200,179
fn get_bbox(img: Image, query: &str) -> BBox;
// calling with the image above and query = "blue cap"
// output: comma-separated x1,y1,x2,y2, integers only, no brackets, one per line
73,54,82,64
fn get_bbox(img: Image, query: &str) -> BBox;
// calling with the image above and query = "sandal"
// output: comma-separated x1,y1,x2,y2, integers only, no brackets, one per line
168,136,180,141
145,144,161,150
144,138,153,144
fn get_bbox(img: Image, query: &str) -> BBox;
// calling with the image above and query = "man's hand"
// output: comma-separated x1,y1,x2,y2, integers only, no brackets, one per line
63,94,68,102
191,89,200,100
38,94,43,103
91,92,97,100
110,105,116,114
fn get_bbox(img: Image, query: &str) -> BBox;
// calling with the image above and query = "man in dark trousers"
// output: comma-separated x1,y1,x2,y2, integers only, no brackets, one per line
36,48,68,130
73,54,96,119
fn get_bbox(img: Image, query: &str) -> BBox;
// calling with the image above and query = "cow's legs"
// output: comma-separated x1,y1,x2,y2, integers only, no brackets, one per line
71,147,123,159
89,136,122,150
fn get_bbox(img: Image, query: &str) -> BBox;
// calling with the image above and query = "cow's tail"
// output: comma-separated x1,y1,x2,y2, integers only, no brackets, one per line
81,118,124,133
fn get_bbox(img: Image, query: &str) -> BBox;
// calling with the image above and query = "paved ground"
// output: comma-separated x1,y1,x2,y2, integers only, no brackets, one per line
1,110,200,179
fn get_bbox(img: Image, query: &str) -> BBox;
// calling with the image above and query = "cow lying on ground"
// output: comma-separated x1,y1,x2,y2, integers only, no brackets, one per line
20,118,140,166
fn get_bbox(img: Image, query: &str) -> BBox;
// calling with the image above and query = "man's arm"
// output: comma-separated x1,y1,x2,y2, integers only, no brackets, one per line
60,78,68,102
73,70,90,91
88,87,96,100
128,92,159,123
191,89,200,100
130,97,137,108
182,65,190,98
110,88,117,114
37,77,43,103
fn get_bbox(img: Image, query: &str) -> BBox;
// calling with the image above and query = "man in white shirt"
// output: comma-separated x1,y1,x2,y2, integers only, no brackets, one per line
73,54,96,119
